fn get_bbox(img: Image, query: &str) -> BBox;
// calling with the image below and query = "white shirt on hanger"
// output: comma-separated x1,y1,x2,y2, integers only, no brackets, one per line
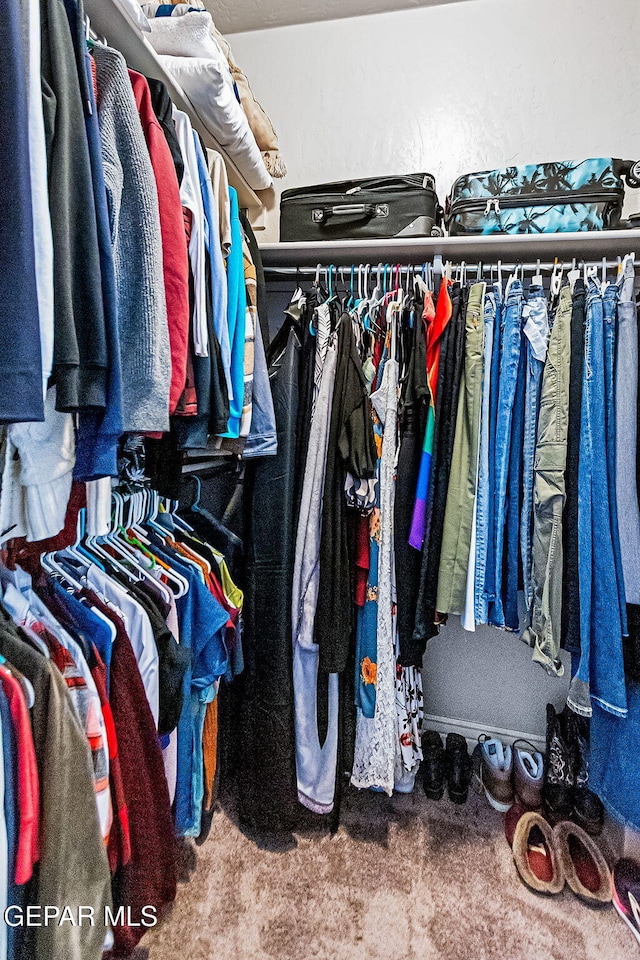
173,108,209,357
87,565,160,727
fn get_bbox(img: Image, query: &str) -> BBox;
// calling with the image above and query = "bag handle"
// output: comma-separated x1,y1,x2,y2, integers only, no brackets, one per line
313,203,388,224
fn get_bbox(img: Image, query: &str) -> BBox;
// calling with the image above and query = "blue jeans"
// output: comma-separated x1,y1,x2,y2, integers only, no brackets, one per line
603,282,627,635
568,279,627,718
520,284,547,616
489,279,523,627
474,292,495,622
504,346,527,630
590,688,640,831
483,283,503,603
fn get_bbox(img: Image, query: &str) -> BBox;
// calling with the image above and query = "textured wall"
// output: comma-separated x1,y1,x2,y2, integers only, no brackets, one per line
235,0,640,744
231,0,640,242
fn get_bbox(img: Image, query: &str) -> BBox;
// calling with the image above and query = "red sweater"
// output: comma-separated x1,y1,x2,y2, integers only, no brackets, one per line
129,70,190,415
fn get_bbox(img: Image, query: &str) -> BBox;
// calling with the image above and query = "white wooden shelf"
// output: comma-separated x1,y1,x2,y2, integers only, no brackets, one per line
259,229,640,266
84,0,272,224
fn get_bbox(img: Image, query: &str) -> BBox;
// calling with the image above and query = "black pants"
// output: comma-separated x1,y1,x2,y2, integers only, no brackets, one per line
239,326,301,832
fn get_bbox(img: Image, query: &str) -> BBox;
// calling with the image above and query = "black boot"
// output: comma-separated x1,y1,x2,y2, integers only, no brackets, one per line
422,731,445,800
445,733,471,804
563,709,604,836
542,703,574,824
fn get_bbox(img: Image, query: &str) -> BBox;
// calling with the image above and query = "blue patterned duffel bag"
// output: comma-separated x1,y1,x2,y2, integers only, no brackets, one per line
445,158,640,235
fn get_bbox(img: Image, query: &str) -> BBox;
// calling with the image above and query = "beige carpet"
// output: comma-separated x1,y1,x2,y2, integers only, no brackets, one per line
135,789,634,960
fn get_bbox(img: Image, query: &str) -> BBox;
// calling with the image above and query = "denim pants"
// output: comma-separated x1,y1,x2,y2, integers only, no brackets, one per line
473,291,495,623
615,256,640,606
568,279,628,718
489,279,524,627
483,283,503,604
590,684,640,832
520,284,548,616
523,285,572,674
504,346,527,630
437,282,485,615
603,281,627,636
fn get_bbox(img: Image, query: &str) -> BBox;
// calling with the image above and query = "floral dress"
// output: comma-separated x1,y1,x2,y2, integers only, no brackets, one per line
351,319,399,795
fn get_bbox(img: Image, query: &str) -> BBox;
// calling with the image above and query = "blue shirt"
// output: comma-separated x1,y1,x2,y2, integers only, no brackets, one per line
147,538,228,836
220,187,246,438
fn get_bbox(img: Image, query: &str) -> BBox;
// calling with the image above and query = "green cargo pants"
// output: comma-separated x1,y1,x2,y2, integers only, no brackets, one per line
436,281,486,615
522,285,572,674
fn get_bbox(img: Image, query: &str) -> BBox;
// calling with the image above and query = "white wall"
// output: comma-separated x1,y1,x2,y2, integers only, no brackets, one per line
232,0,640,242
233,0,640,744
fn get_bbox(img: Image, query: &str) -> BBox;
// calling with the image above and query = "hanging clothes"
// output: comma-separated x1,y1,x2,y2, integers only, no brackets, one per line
351,315,399,796
0,0,44,424
93,44,170,432
292,332,340,813
315,315,377,676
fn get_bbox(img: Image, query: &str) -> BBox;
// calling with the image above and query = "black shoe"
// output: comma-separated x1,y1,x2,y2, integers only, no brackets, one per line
563,709,605,836
422,731,445,800
542,703,574,824
445,733,471,804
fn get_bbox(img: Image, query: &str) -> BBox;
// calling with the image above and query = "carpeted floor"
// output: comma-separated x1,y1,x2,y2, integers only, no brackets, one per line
134,789,633,960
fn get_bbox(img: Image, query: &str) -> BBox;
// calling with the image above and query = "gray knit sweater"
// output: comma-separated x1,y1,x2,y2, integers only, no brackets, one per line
93,45,170,433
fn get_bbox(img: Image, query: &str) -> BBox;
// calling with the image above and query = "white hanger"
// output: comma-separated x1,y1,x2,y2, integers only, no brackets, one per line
532,259,543,286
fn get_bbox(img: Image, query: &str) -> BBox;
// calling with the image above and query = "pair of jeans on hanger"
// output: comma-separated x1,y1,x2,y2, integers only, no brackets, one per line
568,277,627,718
489,279,524,629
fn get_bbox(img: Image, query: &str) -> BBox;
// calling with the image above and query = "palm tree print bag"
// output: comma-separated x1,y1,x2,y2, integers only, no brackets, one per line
445,158,640,235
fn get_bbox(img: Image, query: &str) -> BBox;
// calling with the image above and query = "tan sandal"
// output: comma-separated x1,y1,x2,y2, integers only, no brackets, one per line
512,811,565,895
553,821,611,904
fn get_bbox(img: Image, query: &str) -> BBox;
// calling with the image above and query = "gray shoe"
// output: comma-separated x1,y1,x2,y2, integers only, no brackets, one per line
472,737,514,812
513,740,544,810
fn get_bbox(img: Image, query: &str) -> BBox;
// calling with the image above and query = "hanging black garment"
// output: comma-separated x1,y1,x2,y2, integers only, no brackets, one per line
315,314,377,676
240,212,269,348
413,283,467,647
41,0,108,412
147,78,184,184
561,279,585,654
395,298,430,666
292,288,321,527
239,324,301,831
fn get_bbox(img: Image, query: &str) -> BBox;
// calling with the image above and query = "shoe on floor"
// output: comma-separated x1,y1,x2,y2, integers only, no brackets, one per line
513,740,544,810
511,810,564,895
422,731,445,800
553,821,611,904
472,737,514,812
445,733,471,805
543,704,574,824
612,858,640,947
563,709,604,836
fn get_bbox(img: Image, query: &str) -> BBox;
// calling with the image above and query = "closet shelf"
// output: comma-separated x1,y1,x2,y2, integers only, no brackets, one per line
83,0,272,225
259,229,640,266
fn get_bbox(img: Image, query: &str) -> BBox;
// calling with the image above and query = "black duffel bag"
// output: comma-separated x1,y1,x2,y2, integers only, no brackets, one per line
279,173,444,242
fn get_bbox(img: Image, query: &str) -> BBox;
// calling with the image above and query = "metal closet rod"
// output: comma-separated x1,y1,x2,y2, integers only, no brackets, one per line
263,258,627,277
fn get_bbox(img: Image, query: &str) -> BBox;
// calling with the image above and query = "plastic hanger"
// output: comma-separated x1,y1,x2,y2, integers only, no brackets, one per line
532,259,543,286
41,550,85,592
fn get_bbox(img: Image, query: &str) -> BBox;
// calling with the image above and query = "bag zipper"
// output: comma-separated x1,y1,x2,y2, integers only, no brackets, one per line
448,190,622,218
282,175,436,204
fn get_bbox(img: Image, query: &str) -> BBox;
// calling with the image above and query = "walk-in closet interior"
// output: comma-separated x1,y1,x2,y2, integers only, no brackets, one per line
1,0,640,958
